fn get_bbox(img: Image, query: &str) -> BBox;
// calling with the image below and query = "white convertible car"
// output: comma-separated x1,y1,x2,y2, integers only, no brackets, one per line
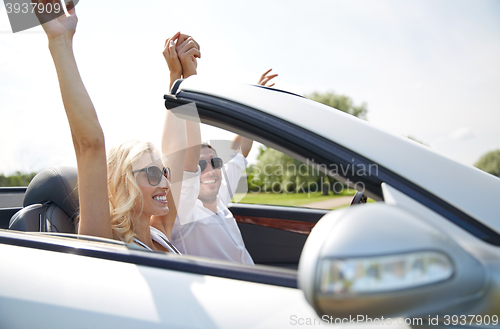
1,76,499,328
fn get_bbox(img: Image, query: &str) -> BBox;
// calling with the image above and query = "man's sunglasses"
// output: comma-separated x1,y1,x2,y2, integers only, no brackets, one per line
133,166,171,187
199,157,223,172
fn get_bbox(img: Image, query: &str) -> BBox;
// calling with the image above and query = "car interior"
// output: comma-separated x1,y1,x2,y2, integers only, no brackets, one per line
8,166,78,234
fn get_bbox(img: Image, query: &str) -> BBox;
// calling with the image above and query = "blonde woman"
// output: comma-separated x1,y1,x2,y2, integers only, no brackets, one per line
37,1,199,252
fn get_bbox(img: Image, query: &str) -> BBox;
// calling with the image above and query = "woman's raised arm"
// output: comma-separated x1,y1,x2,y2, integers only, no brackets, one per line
151,33,201,239
38,0,112,239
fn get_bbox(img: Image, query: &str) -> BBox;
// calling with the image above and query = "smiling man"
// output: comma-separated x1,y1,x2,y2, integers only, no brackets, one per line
171,136,255,265
170,70,277,264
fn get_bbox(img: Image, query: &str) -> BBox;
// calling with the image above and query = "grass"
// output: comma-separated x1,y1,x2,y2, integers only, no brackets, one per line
232,189,357,207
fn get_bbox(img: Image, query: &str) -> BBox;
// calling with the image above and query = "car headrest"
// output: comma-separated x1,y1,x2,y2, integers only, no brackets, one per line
23,166,79,219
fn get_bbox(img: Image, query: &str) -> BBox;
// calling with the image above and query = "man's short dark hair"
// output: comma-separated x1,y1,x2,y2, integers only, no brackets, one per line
201,142,217,155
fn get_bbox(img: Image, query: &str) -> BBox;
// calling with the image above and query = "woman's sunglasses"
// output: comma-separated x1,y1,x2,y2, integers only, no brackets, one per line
199,157,223,172
133,166,171,187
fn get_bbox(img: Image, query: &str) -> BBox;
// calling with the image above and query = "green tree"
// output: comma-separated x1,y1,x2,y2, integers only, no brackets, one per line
0,171,37,187
248,147,343,195
254,148,311,193
307,91,368,120
474,149,500,177
248,91,369,195
306,91,368,193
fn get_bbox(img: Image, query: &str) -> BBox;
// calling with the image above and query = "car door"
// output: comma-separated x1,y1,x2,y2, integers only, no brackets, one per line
231,203,327,268
0,229,324,329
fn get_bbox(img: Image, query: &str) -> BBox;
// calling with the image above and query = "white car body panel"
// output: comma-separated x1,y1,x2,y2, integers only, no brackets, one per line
0,243,324,329
178,76,500,233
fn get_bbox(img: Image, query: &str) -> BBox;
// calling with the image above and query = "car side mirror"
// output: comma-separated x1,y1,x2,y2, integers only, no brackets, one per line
298,204,486,322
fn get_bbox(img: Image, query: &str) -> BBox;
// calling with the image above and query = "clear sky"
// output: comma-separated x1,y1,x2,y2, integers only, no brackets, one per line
1,0,499,175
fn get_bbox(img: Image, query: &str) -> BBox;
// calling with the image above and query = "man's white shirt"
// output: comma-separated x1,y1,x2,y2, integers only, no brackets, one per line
171,152,254,265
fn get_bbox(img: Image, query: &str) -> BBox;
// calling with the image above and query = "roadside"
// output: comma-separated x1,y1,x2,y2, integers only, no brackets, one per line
298,196,352,210
233,192,355,209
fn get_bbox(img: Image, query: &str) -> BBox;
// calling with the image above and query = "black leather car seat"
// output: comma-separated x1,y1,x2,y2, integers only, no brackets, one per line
9,166,78,233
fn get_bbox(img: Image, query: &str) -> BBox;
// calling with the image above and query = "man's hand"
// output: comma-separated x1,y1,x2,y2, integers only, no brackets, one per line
258,69,278,87
176,34,201,78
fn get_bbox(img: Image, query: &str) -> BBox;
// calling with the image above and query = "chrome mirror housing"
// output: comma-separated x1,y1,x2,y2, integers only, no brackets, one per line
298,204,486,320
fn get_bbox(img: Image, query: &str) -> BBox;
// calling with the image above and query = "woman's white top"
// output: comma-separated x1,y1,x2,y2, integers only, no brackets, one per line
131,227,181,255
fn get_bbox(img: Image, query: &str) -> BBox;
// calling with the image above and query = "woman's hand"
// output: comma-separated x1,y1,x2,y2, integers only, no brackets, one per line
176,34,201,78
258,69,278,87
163,32,182,83
35,0,78,42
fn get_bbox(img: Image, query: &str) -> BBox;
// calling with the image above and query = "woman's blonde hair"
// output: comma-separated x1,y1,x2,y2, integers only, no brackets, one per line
106,141,159,243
